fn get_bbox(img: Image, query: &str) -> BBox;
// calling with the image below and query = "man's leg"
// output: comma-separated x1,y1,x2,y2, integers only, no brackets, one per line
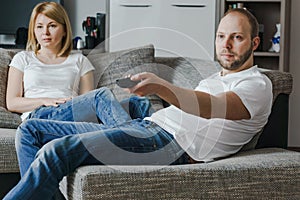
7,119,187,200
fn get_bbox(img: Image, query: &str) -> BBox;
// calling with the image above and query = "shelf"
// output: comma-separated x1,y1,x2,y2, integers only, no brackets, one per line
226,0,282,2
254,52,280,57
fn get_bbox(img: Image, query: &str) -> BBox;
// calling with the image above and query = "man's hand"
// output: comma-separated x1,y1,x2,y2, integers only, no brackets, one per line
125,72,166,96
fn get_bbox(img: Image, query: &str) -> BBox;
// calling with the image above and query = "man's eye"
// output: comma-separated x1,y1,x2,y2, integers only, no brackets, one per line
235,35,242,40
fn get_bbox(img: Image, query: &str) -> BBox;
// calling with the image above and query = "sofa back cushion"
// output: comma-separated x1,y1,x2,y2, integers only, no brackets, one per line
88,44,164,111
0,49,21,128
0,49,18,108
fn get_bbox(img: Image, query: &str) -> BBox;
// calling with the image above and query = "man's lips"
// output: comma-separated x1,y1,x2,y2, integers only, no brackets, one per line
221,53,234,59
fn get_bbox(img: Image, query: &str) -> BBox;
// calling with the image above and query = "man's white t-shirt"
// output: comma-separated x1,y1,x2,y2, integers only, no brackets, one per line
9,51,95,120
145,66,273,162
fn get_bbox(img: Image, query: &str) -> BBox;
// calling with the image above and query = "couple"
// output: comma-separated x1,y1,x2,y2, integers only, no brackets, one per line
4,2,272,200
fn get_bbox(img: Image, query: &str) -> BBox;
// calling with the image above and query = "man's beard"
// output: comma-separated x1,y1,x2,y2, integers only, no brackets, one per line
217,45,253,70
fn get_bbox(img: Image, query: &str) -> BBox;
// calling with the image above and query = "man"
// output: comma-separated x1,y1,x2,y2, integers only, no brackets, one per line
4,8,272,200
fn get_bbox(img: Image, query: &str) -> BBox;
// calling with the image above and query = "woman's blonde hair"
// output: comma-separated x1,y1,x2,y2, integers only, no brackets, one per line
26,1,73,56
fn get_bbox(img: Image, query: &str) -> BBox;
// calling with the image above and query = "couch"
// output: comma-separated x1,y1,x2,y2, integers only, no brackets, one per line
0,45,299,199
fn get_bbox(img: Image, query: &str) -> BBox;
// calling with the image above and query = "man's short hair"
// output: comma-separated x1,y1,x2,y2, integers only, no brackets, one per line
223,8,259,39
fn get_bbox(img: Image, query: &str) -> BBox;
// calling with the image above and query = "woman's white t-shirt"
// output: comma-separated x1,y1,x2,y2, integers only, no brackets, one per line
145,66,273,162
9,51,95,120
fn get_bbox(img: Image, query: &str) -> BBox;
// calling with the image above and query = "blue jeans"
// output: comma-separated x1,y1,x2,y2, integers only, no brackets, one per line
4,87,188,200
28,88,152,123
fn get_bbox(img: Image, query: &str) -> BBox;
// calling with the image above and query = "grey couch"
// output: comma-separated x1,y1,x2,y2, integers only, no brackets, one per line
0,45,299,199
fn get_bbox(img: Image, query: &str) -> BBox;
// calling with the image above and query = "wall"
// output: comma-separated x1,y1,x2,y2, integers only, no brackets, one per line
288,0,300,147
64,0,106,39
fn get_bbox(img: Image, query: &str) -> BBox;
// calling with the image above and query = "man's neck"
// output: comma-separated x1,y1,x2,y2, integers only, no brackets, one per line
221,59,254,76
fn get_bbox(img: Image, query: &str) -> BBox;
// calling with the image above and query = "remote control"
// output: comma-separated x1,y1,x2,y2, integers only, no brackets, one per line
116,77,140,88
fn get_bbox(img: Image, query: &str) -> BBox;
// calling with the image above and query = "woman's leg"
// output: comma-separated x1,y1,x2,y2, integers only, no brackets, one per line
28,87,132,125
120,95,153,119
7,119,187,200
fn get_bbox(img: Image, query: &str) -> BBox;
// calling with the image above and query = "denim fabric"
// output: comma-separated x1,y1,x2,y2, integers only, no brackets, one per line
4,87,188,200
28,87,134,124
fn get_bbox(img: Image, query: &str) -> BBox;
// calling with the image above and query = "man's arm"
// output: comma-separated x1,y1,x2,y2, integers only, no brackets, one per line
127,72,250,120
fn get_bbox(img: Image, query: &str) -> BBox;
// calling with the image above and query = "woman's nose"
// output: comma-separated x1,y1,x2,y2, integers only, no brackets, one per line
42,27,50,35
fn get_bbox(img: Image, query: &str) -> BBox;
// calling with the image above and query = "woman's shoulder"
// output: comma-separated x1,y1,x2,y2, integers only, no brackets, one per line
13,50,34,59
11,50,35,65
68,51,89,62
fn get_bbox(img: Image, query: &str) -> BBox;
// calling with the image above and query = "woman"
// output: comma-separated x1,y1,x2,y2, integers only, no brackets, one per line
6,2,98,122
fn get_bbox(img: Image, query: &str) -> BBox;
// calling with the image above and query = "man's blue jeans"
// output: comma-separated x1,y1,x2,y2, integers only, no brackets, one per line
4,87,188,200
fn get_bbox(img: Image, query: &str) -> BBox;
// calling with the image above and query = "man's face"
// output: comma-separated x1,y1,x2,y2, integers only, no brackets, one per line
215,12,254,71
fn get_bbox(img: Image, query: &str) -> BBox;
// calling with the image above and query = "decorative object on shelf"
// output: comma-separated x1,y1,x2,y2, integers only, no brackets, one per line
237,3,244,9
82,13,106,49
269,23,281,53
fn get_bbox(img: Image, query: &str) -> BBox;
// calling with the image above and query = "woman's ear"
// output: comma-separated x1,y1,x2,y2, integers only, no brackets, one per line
252,36,260,51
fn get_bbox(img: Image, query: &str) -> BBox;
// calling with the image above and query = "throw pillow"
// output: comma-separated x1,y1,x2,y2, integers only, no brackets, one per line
87,44,155,88
87,44,164,111
0,49,17,108
0,107,21,129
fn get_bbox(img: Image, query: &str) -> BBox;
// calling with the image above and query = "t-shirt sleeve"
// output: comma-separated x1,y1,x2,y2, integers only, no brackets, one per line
231,75,273,119
9,51,27,72
79,55,95,76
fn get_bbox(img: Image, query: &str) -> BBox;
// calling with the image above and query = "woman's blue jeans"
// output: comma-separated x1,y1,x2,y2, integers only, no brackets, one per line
4,87,188,200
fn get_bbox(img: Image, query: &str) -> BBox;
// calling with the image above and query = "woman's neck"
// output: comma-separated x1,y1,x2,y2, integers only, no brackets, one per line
36,48,67,64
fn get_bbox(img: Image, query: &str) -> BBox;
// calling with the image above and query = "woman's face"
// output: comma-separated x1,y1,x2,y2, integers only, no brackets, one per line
34,13,66,50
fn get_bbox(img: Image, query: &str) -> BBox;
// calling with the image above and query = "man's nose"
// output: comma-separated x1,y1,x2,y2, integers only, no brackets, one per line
223,37,232,49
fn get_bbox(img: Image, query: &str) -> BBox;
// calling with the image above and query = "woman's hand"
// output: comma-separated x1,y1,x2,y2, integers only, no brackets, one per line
42,97,72,107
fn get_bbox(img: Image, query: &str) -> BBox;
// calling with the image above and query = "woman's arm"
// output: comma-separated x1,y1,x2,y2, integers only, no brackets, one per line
79,71,94,95
6,67,68,113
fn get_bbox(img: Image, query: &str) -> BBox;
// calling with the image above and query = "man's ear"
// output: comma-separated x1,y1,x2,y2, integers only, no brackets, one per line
252,36,260,51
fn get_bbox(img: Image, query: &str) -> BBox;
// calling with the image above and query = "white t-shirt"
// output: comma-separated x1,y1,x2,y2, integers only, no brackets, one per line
9,51,95,120
145,66,273,162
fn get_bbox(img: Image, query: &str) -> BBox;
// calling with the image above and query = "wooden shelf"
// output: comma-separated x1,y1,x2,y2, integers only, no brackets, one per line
226,0,282,2
254,52,280,57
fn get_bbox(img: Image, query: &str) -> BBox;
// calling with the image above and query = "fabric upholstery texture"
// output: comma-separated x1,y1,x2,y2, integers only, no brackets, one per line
0,128,19,173
0,107,21,129
88,44,164,111
0,48,17,108
59,148,300,200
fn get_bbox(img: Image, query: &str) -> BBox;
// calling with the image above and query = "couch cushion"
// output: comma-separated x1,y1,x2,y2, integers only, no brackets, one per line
0,128,19,173
0,48,17,108
261,70,293,102
87,44,164,111
59,148,300,200
0,107,21,129
154,57,221,89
